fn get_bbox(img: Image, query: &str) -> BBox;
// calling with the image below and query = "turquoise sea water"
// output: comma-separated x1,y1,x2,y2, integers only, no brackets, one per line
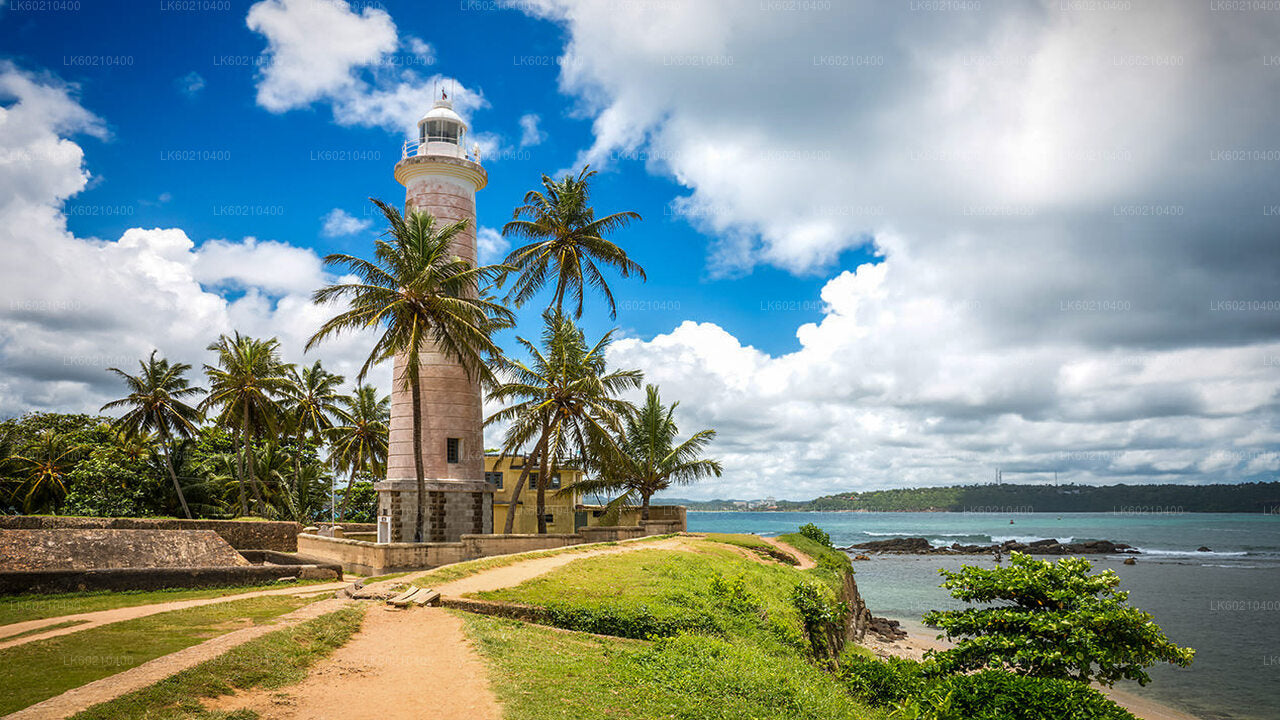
688,511,1280,720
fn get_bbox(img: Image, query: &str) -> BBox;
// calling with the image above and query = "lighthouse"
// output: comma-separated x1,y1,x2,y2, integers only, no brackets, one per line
376,93,493,543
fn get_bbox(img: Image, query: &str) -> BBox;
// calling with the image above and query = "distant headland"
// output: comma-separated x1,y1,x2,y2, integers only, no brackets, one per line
666,481,1280,513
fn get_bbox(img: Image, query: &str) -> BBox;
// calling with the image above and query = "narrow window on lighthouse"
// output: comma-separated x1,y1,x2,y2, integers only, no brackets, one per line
447,438,460,464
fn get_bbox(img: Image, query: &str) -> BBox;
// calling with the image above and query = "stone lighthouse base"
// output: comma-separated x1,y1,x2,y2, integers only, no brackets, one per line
375,478,494,543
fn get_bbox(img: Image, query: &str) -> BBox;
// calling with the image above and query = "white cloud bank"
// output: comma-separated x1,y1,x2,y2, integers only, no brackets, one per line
0,63,385,415
246,0,485,137
513,1,1280,497
320,208,372,238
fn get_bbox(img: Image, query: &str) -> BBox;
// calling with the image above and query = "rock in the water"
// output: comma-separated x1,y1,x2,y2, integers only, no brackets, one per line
848,535,1136,556
1197,546,1212,552
868,616,908,641
853,554,871,561
1123,558,1137,565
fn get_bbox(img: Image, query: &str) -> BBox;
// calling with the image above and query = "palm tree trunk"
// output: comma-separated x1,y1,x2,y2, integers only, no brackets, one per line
159,427,192,519
411,373,427,543
234,421,248,516
641,492,651,522
537,448,550,534
243,405,264,515
502,435,545,534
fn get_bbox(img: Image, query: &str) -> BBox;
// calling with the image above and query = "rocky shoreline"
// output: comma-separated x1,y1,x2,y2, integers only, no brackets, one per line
844,536,1138,556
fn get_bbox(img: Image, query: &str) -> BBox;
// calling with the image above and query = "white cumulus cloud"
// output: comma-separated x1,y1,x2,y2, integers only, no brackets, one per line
320,208,372,238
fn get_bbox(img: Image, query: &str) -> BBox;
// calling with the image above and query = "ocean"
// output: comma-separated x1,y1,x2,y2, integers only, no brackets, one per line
687,511,1280,720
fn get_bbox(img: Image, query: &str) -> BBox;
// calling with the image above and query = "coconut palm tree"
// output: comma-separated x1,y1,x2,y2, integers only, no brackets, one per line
486,309,642,533
10,429,82,513
201,333,292,516
285,360,346,500
500,165,646,319
328,385,389,520
572,384,721,522
101,350,204,518
308,199,514,542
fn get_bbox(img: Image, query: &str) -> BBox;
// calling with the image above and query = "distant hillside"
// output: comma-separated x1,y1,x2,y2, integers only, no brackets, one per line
665,482,1280,513
780,482,1280,513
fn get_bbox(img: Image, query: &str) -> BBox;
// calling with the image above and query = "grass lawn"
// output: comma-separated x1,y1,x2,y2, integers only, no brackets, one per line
472,540,822,650
464,609,884,720
0,579,331,628
702,532,800,565
409,533,675,589
0,593,321,715
70,604,364,720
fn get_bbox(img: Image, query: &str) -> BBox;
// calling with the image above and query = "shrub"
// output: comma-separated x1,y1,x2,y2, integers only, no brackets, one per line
798,523,832,547
709,573,761,615
791,581,847,661
922,552,1194,686
839,657,1137,720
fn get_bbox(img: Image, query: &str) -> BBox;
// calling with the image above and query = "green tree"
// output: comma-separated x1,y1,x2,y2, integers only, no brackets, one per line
101,350,204,518
327,385,389,520
308,199,513,542
201,333,292,515
572,383,720,522
501,166,646,319
10,429,82,513
487,309,642,533
285,360,347,506
923,552,1194,686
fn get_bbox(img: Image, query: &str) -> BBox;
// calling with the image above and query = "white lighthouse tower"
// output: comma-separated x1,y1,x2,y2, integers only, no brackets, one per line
376,93,492,543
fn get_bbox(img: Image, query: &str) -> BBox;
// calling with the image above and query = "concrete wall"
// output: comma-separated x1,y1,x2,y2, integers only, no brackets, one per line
298,522,680,575
0,516,301,551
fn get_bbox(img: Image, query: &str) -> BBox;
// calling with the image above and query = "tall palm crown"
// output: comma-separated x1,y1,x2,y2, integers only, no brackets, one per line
11,429,82,513
308,199,514,541
501,165,646,319
201,332,293,515
101,350,205,518
287,361,347,444
575,383,722,521
486,309,643,533
328,385,390,520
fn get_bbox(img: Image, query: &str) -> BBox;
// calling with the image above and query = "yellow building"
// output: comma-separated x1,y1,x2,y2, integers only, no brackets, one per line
485,454,688,534
486,454,583,534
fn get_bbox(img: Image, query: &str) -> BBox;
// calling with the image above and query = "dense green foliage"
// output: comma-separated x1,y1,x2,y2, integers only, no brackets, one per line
839,654,1138,720
799,522,832,547
923,553,1194,686
769,481,1280,513
71,605,364,720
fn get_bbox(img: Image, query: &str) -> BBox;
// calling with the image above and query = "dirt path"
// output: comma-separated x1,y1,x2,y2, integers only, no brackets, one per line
7,597,351,720
208,605,503,720
433,536,690,597
759,536,816,570
0,581,350,651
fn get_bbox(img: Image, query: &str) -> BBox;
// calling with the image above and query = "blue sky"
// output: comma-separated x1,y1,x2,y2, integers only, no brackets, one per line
1,0,865,357
2,0,1278,499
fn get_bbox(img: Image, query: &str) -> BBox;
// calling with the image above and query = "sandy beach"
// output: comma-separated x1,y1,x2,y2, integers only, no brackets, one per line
860,619,1202,720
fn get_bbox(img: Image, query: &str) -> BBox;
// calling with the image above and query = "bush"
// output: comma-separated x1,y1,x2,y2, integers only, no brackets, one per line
839,656,1138,720
798,523,832,547
791,581,847,661
923,552,1194,686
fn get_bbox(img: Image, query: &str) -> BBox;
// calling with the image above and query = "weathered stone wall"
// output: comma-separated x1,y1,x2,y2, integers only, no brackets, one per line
0,564,338,595
298,526,670,575
0,516,301,551
376,482,493,543
0,529,249,571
